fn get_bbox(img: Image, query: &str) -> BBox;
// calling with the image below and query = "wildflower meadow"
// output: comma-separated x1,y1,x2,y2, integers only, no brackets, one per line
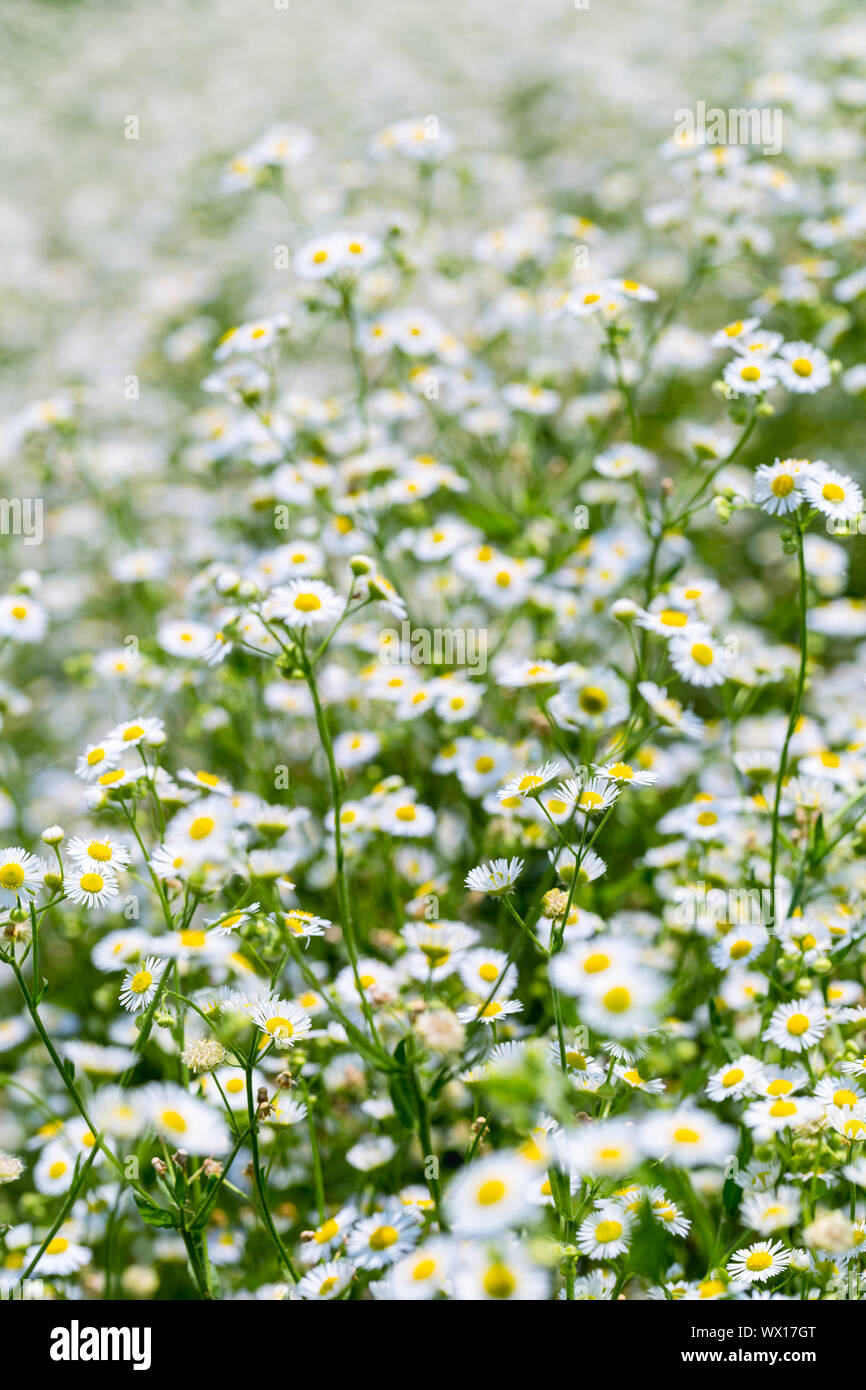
3,0,866,1319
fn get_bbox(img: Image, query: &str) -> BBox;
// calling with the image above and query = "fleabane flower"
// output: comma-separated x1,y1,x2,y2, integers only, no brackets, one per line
65,836,131,871
763,997,828,1053
576,1202,635,1258
727,1239,791,1285
346,1202,422,1270
447,1154,533,1235
0,847,45,907
753,458,808,515
465,857,524,895
251,997,313,1048
801,467,863,522
640,1106,736,1168
723,356,778,396
266,579,346,629
66,865,120,908
497,760,561,801
776,341,831,393
119,957,166,1012
669,634,730,687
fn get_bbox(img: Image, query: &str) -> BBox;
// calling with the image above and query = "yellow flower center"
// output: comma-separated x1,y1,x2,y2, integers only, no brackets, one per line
189,817,215,840
294,592,323,612
265,1016,294,1038
0,863,25,890
791,357,812,377
769,1099,797,1117
833,1089,859,1108
368,1225,399,1251
745,1251,772,1271
603,986,631,1013
595,1220,623,1242
477,1180,506,1206
786,1013,810,1036
579,685,608,713
483,1262,516,1298
691,643,714,666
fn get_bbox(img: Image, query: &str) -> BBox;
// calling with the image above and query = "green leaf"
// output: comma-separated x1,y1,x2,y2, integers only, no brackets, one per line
388,1071,417,1132
133,1194,176,1229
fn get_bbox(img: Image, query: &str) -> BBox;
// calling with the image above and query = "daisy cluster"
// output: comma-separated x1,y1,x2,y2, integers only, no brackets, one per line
3,0,866,1305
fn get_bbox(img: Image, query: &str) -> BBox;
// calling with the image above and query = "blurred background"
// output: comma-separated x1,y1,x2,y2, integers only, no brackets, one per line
2,0,860,404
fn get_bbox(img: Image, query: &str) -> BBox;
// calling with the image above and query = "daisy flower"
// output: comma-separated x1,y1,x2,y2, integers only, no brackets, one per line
0,594,46,642
205,903,260,935
66,867,120,909
278,908,329,941
705,1055,765,1102
34,1141,76,1196
457,997,523,1026
119,957,166,1012
801,466,863,522
24,1231,91,1277
250,997,313,1048
579,969,663,1038
723,357,778,396
143,1083,230,1153
740,1188,801,1236
637,682,705,739
299,1205,358,1265
266,578,346,629
710,316,760,347
457,945,516,995
65,835,131,871
567,1119,643,1177
391,1238,453,1300
595,759,657,787
497,760,561,801
105,716,165,748
763,997,828,1052
640,1106,736,1168
346,1203,422,1270
452,1239,549,1301
753,457,809,515
75,741,123,781
448,1154,533,1235
464,857,524,895
0,847,45,907
576,1203,635,1258
296,1260,354,1300
728,1240,791,1285
776,341,831,393
669,634,730,687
